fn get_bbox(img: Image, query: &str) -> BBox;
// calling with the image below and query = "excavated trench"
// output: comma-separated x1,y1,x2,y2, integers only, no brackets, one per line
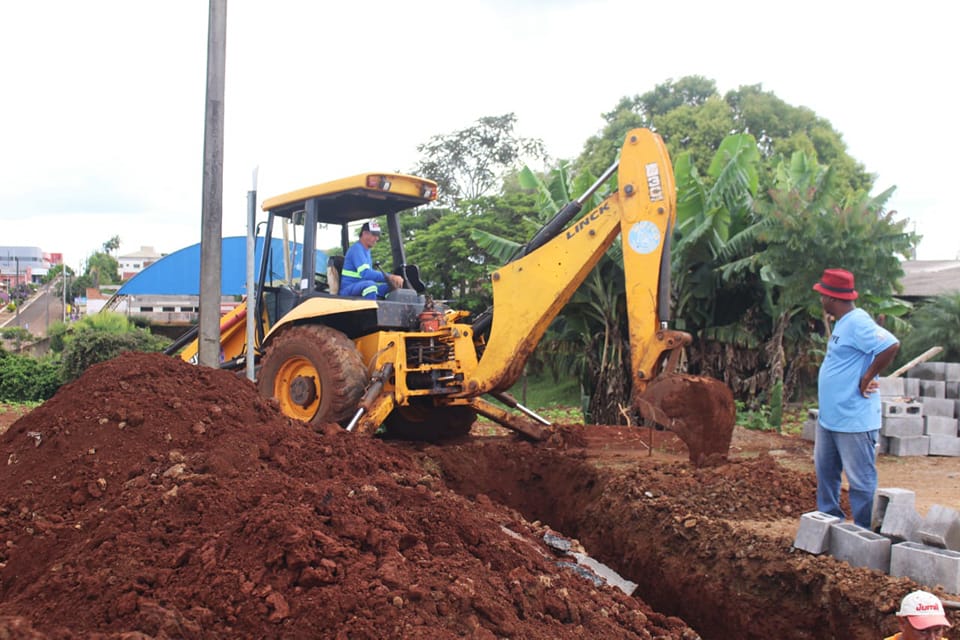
0,353,943,638
411,434,914,639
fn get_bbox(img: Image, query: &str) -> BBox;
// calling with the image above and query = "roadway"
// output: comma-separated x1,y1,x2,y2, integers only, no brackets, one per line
0,281,67,338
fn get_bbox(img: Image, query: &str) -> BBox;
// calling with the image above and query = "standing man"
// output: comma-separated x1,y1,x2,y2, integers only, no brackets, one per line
813,268,899,529
339,219,403,299
884,590,952,639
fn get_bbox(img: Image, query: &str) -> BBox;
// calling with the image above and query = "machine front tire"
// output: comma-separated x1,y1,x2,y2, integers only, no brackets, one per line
257,324,366,428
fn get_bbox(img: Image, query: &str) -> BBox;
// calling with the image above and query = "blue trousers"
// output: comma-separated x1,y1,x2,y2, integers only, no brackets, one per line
341,279,388,299
814,423,878,528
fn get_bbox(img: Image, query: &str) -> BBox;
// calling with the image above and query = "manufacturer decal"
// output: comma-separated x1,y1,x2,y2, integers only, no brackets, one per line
645,163,664,202
628,221,661,255
565,203,610,240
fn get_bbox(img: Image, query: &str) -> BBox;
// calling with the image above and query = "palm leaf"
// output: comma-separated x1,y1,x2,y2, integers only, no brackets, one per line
470,229,521,263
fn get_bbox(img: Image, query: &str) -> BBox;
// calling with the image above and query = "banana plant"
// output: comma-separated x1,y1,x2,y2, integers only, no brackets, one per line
671,133,762,341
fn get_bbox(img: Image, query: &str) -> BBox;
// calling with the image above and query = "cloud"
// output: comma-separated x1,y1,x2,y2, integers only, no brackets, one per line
1,0,957,268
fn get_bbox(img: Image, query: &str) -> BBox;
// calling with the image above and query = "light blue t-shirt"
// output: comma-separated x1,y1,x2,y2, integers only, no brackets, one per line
818,308,899,432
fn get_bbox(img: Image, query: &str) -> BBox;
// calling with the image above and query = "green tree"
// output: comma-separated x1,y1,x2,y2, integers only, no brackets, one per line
412,114,548,206
721,149,914,405
103,235,121,255
47,264,78,299
577,76,717,179
897,293,960,364
390,192,540,312
671,133,764,339
576,77,873,204
83,252,120,289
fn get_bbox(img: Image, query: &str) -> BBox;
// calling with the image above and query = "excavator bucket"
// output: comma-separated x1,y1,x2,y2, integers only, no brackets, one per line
634,374,735,467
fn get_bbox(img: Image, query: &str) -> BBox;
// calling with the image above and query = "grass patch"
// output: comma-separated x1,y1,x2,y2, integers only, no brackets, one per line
736,401,810,436
506,374,583,422
507,374,580,408
472,374,583,431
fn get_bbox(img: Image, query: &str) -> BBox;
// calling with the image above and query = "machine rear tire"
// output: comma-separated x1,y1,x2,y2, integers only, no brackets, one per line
257,324,367,428
383,404,476,442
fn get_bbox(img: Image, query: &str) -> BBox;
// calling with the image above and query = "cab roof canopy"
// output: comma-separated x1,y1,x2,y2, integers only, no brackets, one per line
261,172,438,225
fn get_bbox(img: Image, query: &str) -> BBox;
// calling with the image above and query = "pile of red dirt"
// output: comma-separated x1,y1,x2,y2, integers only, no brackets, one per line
0,352,698,639
3,352,957,639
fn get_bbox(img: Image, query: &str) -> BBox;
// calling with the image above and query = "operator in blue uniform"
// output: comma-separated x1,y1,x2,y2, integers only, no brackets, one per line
339,219,403,299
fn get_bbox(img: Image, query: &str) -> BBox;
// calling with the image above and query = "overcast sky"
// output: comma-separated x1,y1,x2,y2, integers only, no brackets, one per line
2,0,957,270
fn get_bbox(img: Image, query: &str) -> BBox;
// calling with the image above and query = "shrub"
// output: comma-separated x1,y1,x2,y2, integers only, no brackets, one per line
60,326,168,382
0,352,62,402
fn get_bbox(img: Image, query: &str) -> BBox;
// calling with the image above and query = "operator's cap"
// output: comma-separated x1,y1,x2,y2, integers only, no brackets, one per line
897,590,951,630
813,268,858,300
360,219,381,236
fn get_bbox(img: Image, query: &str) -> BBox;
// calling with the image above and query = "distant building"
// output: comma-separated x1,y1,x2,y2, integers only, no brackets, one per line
898,260,960,301
104,237,321,330
0,245,51,286
117,246,165,281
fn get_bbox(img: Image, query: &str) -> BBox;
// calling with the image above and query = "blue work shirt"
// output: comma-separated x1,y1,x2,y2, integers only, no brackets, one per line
340,241,386,291
818,308,898,432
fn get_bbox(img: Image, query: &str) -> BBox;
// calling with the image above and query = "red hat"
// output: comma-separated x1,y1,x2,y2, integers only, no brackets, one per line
813,268,858,300
897,590,951,630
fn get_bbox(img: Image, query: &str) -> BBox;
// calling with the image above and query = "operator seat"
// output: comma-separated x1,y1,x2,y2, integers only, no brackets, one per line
397,264,426,293
327,255,345,295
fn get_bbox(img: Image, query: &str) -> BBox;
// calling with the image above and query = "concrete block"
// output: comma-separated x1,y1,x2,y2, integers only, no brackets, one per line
945,362,960,381
921,397,956,417
947,381,960,400
878,436,889,455
880,502,923,542
890,542,960,594
886,436,930,457
871,487,916,531
924,415,959,436
829,522,892,572
909,362,947,381
881,416,925,437
917,505,960,550
801,418,816,442
928,435,960,457
903,378,921,397
882,399,924,417
793,511,843,554
920,380,946,398
879,377,905,397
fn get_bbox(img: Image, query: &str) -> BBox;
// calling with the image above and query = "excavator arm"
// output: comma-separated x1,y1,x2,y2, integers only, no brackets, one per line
464,128,734,463
465,129,684,395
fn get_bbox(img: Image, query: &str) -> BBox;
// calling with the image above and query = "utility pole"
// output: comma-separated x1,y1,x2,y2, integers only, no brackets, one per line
14,256,19,327
62,269,68,322
198,0,227,367
245,168,258,381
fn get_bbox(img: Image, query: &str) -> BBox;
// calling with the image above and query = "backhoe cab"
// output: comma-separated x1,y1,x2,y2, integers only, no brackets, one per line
181,129,735,464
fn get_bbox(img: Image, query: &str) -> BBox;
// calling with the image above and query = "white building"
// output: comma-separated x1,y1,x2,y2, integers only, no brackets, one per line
117,246,165,281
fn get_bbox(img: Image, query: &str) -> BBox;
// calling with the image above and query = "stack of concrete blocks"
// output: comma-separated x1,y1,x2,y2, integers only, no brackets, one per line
793,488,960,592
879,361,960,457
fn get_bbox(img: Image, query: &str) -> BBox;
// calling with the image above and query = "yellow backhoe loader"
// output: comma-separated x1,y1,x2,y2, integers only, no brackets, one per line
175,128,735,462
